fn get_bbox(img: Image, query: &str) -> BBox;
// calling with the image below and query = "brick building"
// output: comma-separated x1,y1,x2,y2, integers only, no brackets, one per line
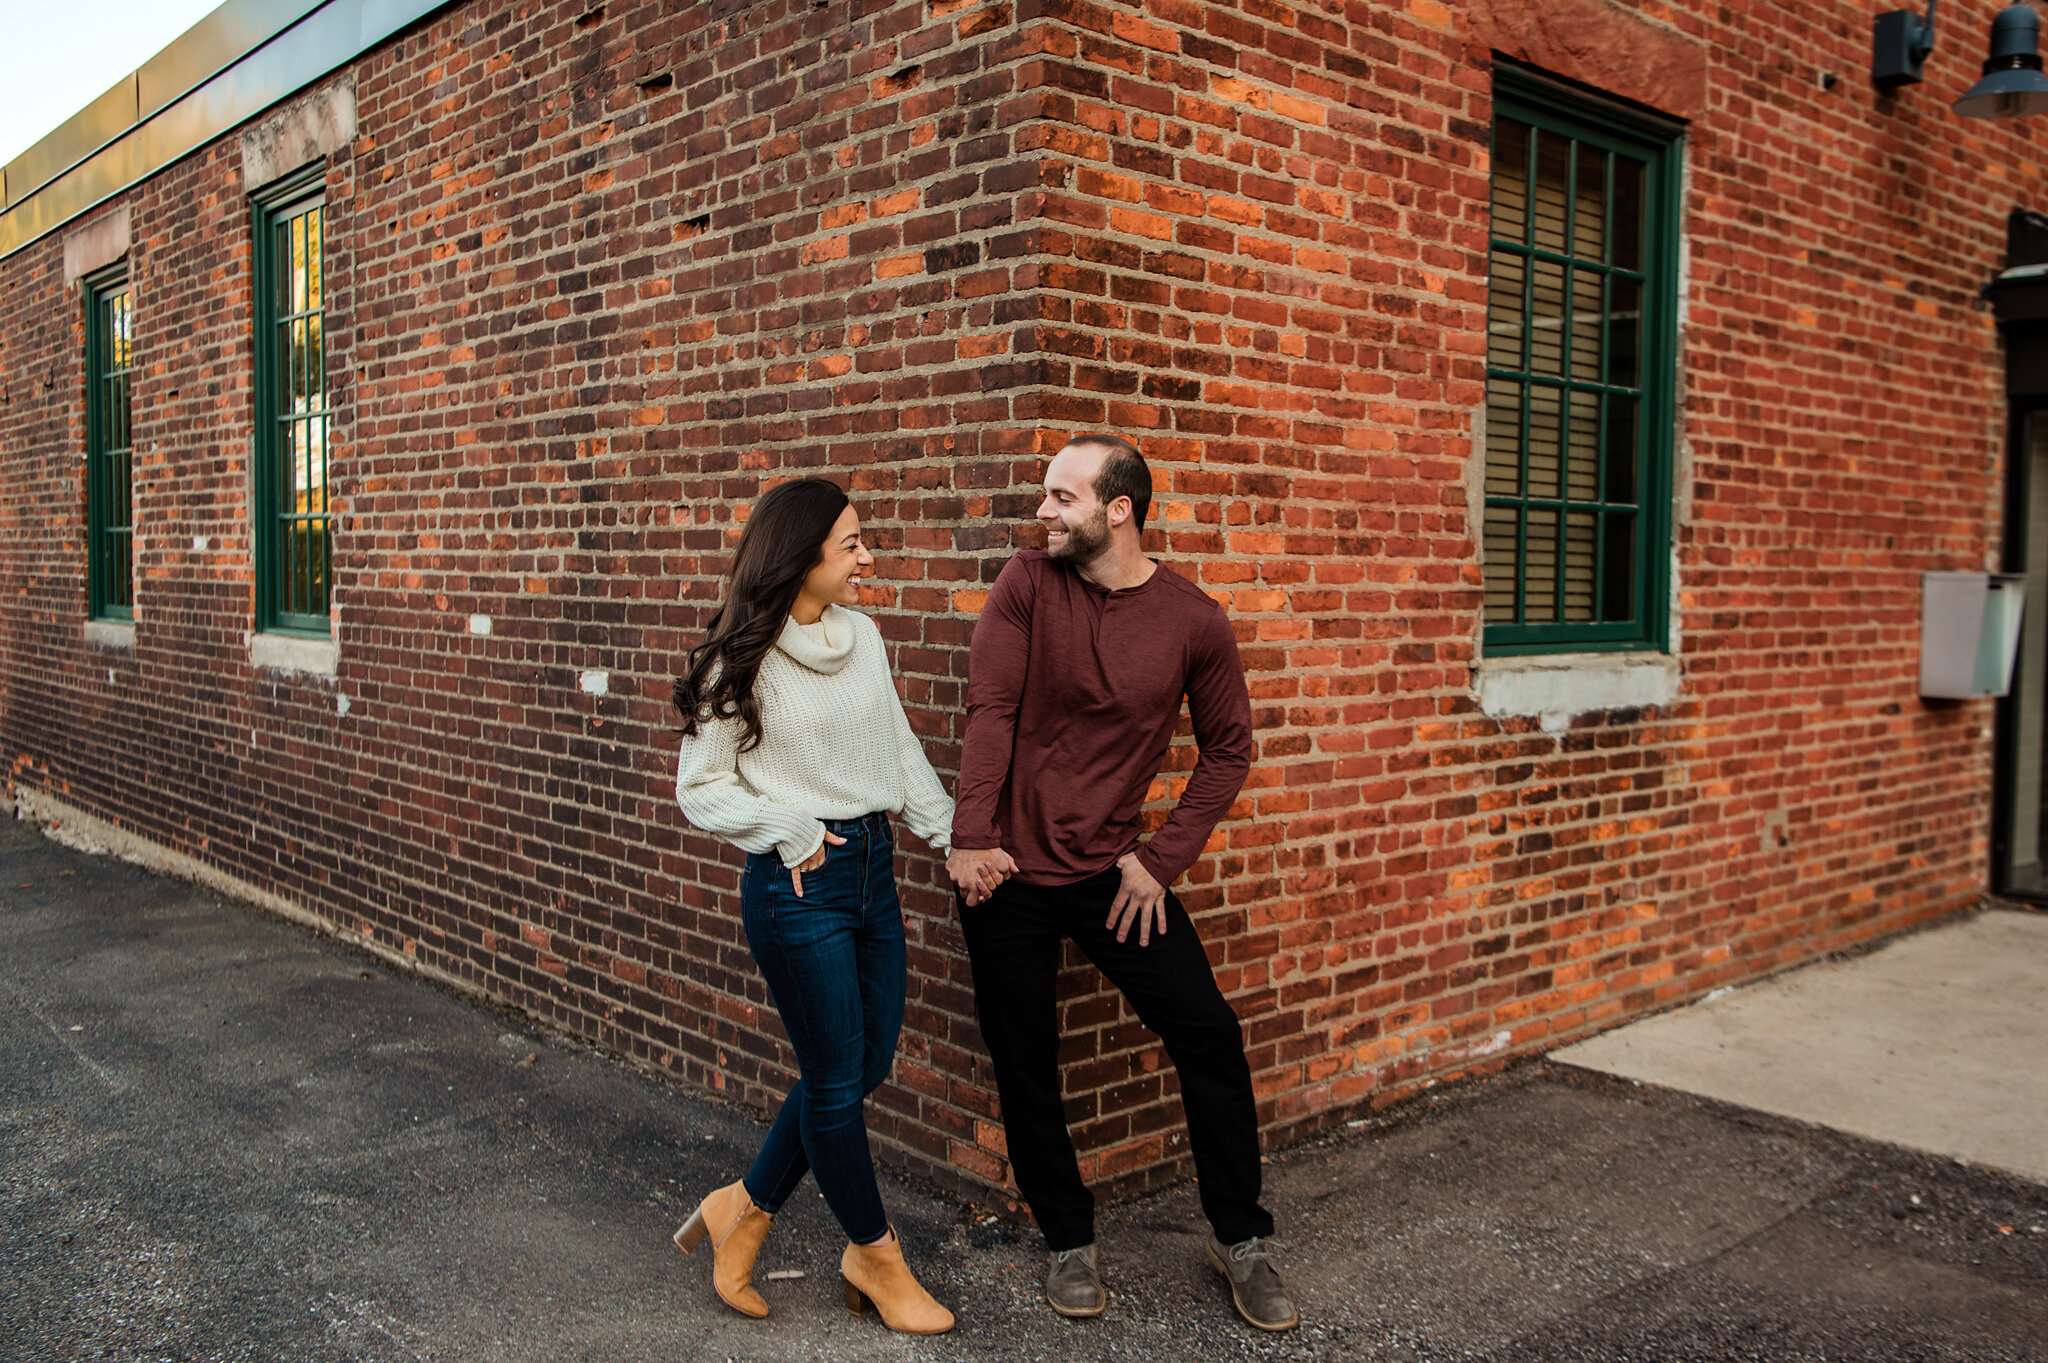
5,0,2047,1209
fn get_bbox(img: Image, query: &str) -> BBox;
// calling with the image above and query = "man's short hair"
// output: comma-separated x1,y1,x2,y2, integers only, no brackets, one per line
1069,434,1152,533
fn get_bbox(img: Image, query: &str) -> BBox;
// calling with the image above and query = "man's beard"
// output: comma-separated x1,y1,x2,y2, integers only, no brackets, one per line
1048,505,1111,563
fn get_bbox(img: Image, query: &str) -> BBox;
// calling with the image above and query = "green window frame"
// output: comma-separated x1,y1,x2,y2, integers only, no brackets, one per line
1482,73,1681,655
252,167,332,634
85,266,135,621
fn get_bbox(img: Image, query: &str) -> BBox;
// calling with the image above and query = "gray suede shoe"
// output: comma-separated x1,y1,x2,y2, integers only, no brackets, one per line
1044,1243,1105,1318
1206,1235,1298,1332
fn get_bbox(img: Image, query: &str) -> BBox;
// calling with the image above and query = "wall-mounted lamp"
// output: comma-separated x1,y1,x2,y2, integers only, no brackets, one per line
1873,1,1939,88
1874,2,2048,117
1954,5,2048,117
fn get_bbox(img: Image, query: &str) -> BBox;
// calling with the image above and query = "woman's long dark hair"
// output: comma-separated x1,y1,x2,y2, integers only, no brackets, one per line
673,477,851,751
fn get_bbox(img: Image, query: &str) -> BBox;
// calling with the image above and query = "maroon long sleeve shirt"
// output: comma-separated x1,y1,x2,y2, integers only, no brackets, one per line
952,550,1254,887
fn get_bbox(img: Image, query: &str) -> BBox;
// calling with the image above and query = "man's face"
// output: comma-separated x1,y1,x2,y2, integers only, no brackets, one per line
1039,445,1112,564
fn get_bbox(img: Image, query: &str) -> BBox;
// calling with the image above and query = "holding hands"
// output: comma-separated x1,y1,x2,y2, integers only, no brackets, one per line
949,847,1168,944
947,846,1018,906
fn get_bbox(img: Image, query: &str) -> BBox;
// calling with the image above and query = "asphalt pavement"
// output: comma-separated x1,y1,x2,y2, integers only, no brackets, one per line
4,814,2045,1362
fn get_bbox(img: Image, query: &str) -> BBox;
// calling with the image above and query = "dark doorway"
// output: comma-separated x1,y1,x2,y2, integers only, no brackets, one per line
1991,210,2048,897
1997,410,2048,895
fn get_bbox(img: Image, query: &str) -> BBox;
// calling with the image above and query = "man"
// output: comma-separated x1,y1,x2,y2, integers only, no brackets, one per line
945,434,1297,1332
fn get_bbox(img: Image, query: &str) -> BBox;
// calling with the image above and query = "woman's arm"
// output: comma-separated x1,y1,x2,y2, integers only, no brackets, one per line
675,712,826,868
889,680,954,854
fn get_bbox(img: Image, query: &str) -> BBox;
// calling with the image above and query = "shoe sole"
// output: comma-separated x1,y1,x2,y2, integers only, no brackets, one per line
844,1279,956,1334
1045,1290,1107,1319
1204,1243,1299,1333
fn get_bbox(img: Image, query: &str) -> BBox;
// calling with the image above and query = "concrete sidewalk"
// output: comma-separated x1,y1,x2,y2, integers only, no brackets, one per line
1552,909,2048,1185
3,815,2045,1362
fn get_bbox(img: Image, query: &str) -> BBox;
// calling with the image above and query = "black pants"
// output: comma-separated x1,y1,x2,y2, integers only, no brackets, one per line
960,868,1275,1251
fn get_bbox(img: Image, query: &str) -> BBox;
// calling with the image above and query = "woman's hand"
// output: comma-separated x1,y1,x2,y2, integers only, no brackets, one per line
790,831,847,897
948,846,1017,906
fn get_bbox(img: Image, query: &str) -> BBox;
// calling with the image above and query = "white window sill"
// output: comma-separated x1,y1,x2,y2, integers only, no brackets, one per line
250,632,338,678
83,619,135,651
1475,651,1680,733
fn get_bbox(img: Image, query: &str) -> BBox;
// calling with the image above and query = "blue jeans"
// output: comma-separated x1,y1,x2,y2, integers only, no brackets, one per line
738,811,905,1245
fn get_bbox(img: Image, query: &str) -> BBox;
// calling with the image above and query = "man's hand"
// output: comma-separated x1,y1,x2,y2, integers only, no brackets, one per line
790,831,847,898
1107,852,1168,946
948,846,1018,906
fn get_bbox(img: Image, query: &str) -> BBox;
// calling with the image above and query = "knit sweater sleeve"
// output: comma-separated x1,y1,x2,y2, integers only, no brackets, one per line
674,712,827,868
889,678,955,854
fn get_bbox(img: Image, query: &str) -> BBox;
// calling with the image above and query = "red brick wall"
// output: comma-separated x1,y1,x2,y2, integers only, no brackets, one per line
3,0,2044,1212
1,234,83,787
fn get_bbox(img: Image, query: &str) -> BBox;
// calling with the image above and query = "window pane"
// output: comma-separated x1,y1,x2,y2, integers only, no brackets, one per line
1564,512,1597,622
313,522,329,613
1608,276,1641,388
1602,513,1637,621
292,212,308,315
1572,146,1607,262
1486,377,1523,494
109,293,129,370
1524,508,1559,622
1530,258,1565,376
1526,384,1562,499
116,444,132,533
1570,265,1602,382
1484,504,1521,623
1568,389,1600,501
1611,157,1645,270
1605,395,1639,504
1532,130,1570,254
1488,252,1526,369
1493,119,1529,244
310,417,328,515
277,322,296,423
307,313,324,410
274,220,293,314
296,418,314,511
305,207,323,310
114,529,132,610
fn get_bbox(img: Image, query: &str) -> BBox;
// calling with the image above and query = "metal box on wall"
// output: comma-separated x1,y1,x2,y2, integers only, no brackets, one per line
1920,572,2027,698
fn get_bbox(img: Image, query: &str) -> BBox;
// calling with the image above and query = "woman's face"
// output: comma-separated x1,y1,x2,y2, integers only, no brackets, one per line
796,505,872,616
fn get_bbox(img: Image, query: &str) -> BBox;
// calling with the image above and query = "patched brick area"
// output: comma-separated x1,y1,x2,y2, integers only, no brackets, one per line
3,0,2043,1211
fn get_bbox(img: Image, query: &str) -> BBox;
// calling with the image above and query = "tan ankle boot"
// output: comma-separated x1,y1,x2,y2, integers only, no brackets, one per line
673,1179,774,1318
840,1226,955,1334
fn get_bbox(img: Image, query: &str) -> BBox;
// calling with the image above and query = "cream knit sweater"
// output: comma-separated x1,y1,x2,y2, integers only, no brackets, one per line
675,605,954,867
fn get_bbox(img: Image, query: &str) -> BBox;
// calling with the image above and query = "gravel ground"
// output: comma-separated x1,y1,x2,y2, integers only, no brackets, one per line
3,814,2044,1362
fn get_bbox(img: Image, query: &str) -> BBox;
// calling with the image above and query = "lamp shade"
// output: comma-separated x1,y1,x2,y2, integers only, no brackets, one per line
1954,5,2048,118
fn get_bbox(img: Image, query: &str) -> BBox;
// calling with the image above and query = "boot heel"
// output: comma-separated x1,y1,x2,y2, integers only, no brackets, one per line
673,1206,709,1254
843,1280,874,1315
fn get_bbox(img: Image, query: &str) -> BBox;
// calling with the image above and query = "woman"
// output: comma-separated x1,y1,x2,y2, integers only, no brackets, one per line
670,477,959,1335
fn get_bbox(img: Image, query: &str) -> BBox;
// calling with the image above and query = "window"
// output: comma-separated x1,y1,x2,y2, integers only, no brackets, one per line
85,267,135,620
252,170,331,633
1483,74,1680,655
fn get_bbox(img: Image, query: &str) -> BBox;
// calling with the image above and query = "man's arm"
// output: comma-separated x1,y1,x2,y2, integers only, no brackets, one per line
1105,604,1253,944
1134,604,1254,888
948,556,1034,902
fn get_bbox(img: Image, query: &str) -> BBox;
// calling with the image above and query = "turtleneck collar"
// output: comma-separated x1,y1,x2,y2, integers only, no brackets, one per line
774,605,858,674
